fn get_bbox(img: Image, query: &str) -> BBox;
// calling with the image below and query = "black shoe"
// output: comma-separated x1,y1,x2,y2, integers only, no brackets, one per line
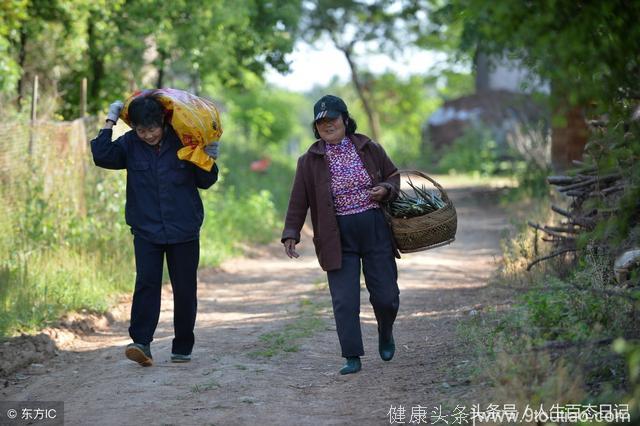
170,353,192,363
379,332,395,361
339,356,362,375
125,343,153,367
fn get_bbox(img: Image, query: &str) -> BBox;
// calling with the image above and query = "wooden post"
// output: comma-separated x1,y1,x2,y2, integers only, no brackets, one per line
80,78,87,118
28,75,39,156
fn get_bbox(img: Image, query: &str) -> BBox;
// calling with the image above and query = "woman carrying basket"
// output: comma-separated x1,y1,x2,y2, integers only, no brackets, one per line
282,95,401,375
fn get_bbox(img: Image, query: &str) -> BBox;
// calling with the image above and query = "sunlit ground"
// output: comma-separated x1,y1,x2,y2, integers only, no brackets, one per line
404,172,518,190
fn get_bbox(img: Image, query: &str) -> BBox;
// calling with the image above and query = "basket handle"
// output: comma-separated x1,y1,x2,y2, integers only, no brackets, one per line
389,169,452,203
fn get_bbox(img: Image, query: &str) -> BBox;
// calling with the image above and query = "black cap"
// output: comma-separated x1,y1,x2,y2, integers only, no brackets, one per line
313,95,348,121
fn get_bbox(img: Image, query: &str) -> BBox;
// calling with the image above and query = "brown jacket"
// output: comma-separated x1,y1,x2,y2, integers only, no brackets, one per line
281,133,400,271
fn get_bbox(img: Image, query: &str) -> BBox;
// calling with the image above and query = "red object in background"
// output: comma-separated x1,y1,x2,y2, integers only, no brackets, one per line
250,157,271,173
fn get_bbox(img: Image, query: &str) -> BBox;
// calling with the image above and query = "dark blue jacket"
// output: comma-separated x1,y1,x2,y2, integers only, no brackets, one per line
91,126,218,244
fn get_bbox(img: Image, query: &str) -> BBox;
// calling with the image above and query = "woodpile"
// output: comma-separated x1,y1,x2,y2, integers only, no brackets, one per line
526,160,623,271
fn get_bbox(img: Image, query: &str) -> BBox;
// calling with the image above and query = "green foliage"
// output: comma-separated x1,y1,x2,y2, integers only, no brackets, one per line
0,35,20,93
432,123,552,200
576,120,640,250
207,79,305,212
459,196,637,409
302,0,412,50
434,0,640,112
421,0,640,412
370,73,441,167
614,339,640,418
301,0,455,143
200,185,280,266
219,75,312,151
520,282,630,343
213,133,298,214
429,69,474,101
509,162,551,201
436,125,520,176
2,0,303,117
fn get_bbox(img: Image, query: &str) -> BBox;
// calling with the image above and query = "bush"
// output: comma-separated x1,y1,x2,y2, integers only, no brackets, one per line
435,125,525,175
200,185,280,266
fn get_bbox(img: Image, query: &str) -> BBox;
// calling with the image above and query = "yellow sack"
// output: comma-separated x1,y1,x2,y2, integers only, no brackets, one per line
121,88,223,171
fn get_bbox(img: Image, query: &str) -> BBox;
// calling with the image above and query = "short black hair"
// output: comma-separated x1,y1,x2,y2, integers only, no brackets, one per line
312,112,358,139
128,95,165,128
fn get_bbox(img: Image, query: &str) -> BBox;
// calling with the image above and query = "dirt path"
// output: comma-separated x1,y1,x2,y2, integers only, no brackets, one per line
4,184,509,425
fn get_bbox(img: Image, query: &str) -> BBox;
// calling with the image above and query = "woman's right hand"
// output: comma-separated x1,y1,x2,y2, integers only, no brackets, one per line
283,239,299,259
107,100,124,124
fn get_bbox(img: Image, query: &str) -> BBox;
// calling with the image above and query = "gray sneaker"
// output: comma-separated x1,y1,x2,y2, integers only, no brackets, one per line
170,353,192,363
125,343,153,367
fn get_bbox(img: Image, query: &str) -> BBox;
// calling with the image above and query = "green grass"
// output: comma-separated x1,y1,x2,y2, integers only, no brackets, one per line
190,379,220,393
0,148,135,335
249,298,327,358
454,200,636,411
0,248,134,334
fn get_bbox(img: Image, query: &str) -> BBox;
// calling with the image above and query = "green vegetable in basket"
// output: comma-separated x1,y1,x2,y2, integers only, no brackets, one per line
387,177,446,219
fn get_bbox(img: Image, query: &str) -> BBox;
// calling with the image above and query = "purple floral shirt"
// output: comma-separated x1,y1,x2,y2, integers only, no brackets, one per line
325,137,379,215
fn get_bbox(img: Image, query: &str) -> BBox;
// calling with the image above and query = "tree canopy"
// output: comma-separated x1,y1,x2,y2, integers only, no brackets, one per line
0,0,303,117
431,0,640,112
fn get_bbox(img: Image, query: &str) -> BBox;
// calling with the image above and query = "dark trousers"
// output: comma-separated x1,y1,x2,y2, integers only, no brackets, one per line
129,236,200,355
327,208,399,358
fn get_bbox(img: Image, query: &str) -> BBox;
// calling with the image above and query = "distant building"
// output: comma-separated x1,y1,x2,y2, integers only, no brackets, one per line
474,52,549,94
425,52,550,167
426,51,587,171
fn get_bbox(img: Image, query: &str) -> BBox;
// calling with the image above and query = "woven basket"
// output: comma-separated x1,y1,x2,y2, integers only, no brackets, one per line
384,170,457,253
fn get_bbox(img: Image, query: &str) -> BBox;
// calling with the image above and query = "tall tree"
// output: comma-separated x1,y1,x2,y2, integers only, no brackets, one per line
0,0,73,108
302,0,422,142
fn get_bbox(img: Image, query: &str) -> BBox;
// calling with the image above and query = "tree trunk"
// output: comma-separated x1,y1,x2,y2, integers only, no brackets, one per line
341,47,381,142
190,73,200,96
474,49,491,93
551,104,589,172
16,27,28,109
87,17,104,114
156,49,167,88
550,81,589,171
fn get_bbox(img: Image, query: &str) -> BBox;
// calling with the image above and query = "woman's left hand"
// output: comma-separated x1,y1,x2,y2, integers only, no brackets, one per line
368,185,388,201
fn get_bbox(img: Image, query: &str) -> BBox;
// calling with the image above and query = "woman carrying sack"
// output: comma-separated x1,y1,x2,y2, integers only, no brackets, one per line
91,94,220,366
282,95,401,375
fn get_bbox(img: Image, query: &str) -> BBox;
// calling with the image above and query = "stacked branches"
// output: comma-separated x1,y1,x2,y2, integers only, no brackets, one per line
527,161,624,271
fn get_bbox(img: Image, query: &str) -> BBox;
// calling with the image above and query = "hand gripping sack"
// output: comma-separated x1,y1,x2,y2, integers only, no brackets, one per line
121,88,223,171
